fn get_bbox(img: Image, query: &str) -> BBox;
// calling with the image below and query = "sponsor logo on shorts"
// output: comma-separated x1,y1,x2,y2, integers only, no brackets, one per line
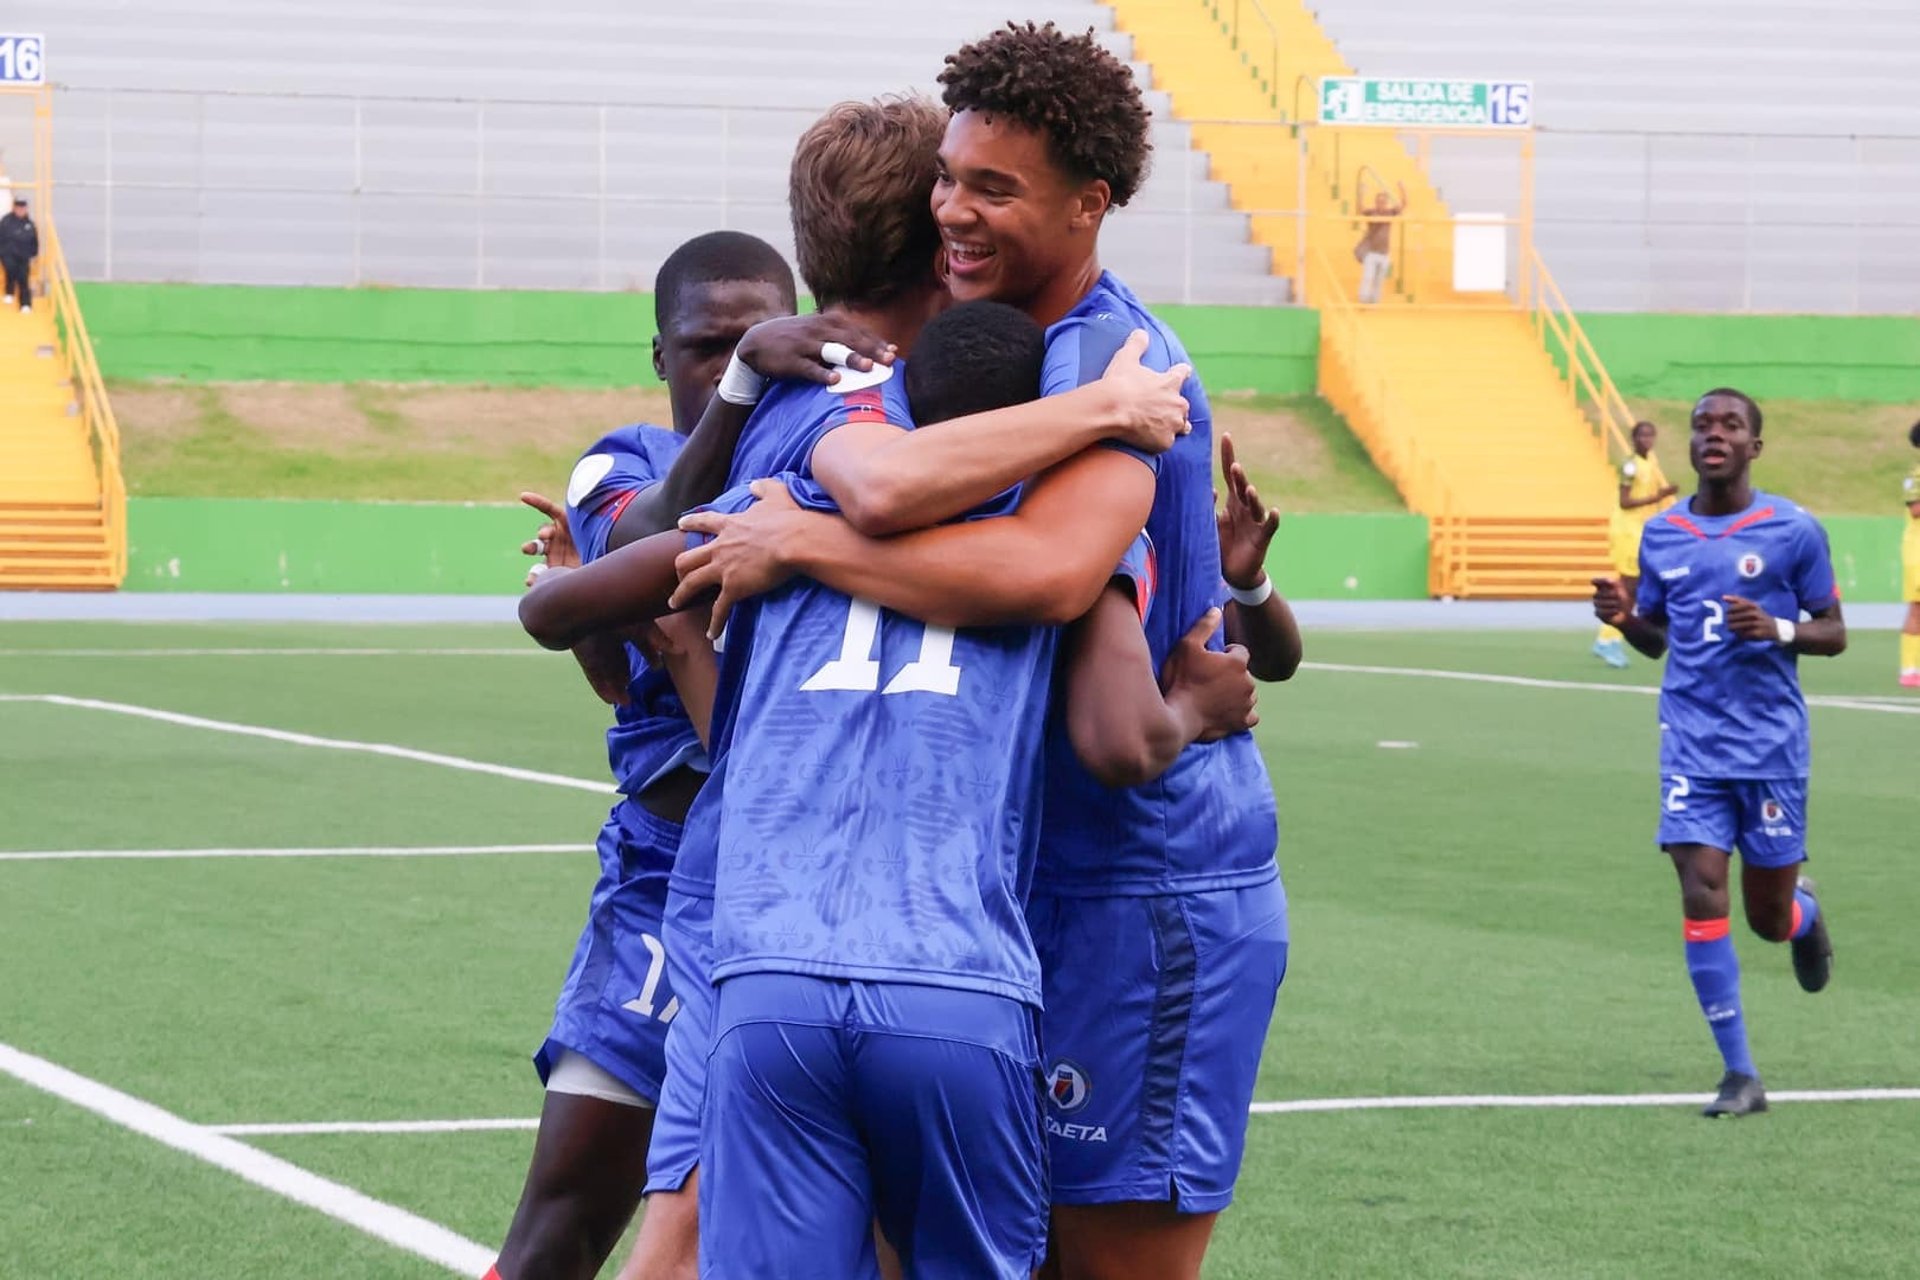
1737,553,1765,579
1045,1116,1109,1144
1045,1059,1091,1113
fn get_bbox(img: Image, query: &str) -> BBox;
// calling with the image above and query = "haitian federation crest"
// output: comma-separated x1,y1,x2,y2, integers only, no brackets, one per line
1761,798,1785,824
1737,552,1765,579
1045,1059,1091,1113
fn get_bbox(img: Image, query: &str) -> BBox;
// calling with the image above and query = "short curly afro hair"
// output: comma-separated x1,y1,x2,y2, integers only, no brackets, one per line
1909,419,1920,449
938,22,1152,207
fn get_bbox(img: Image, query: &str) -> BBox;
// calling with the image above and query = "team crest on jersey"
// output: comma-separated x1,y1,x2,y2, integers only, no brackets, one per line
1762,798,1785,824
1737,552,1765,579
1045,1059,1091,1113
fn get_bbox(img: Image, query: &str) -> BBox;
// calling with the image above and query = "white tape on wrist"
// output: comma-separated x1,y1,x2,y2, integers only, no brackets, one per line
1775,617,1797,646
716,352,768,406
1227,577,1274,607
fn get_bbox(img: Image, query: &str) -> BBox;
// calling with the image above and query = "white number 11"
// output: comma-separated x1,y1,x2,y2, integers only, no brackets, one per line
801,599,963,696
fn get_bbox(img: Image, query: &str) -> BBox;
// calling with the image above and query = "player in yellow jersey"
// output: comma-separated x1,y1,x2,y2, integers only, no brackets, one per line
1900,421,1920,688
1593,419,1679,668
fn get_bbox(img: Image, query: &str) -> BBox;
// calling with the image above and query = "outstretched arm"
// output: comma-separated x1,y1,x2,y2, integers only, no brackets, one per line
1216,434,1303,681
811,330,1189,536
520,529,686,651
674,447,1157,633
1066,600,1258,789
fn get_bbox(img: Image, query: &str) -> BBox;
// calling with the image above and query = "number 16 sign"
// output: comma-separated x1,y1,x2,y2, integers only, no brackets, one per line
0,35,45,86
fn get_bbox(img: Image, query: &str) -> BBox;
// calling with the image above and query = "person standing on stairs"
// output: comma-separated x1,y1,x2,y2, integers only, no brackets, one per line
1,197,38,315
1353,183,1404,304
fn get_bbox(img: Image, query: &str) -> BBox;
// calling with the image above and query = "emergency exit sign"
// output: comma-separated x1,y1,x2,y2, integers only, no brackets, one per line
1319,77,1533,129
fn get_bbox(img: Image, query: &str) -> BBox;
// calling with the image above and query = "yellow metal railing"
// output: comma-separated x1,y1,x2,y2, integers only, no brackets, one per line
1522,245,1636,466
43,217,128,582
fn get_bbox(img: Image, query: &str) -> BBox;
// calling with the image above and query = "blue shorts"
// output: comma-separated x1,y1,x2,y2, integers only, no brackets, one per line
699,974,1047,1280
642,885,714,1194
1027,877,1288,1213
533,802,683,1103
1657,776,1809,868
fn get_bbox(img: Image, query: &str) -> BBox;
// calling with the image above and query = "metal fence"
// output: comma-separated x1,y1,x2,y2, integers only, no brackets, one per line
18,85,1920,312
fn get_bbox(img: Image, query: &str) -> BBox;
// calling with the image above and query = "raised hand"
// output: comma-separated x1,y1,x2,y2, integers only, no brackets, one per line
1161,608,1259,742
1217,433,1279,591
736,314,897,387
520,491,580,587
673,478,810,637
1098,329,1193,455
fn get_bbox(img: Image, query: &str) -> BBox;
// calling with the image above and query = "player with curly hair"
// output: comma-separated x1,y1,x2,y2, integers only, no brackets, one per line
934,23,1290,1280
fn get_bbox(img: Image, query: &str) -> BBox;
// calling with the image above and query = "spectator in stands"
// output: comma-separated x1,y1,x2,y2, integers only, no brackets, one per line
1,197,37,315
1354,182,1405,304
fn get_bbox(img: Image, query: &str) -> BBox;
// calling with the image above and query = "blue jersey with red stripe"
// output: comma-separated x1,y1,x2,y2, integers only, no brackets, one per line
1636,492,1839,780
1035,272,1279,897
562,425,706,811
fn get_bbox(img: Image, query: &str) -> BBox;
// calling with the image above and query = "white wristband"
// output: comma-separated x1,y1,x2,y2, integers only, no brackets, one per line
1227,576,1274,607
715,352,768,406
1775,617,1797,647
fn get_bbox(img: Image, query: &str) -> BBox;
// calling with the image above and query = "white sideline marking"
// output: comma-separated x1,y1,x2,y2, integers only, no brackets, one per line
0,1041,496,1275
3,647,538,658
1302,662,1920,714
2,694,614,793
1249,1088,1920,1114
212,1087,1920,1138
211,1118,541,1137
0,844,589,863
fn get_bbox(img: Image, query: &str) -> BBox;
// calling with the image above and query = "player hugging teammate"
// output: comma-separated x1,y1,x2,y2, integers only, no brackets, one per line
1593,388,1846,1118
506,24,1299,1280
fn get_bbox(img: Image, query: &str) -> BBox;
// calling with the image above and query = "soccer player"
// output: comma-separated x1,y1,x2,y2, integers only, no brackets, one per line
1591,388,1845,1119
675,27,1290,1279
1900,420,1920,688
487,231,796,1280
1593,419,1678,669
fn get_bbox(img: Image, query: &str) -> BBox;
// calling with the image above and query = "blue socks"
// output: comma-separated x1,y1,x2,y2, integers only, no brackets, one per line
1684,918,1756,1078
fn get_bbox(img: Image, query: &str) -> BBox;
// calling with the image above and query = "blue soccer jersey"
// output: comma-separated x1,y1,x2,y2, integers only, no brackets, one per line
1636,492,1840,780
1034,272,1279,897
563,425,707,812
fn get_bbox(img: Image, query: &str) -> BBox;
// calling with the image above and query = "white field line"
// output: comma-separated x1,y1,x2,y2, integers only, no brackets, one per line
0,694,614,793
211,1118,542,1137
3,648,539,658
1249,1087,1920,1114
0,1041,495,1276
1301,662,1920,714
0,844,590,862
211,1087,1920,1138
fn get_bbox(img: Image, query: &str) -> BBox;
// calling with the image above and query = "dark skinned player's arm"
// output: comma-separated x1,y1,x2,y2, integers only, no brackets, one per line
1592,576,1669,660
520,529,686,651
1224,593,1303,682
607,399,756,551
1722,598,1847,657
697,448,1157,630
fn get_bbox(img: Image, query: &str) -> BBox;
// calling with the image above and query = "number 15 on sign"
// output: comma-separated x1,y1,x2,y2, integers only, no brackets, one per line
0,35,45,86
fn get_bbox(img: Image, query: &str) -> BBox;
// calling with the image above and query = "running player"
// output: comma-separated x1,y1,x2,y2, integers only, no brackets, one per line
1900,420,1919,688
486,232,794,1280
1591,388,1845,1119
1593,419,1678,669
674,26,1290,1279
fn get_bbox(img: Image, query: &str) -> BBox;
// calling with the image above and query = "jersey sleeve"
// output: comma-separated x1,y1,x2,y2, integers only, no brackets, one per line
1792,516,1841,614
565,447,662,564
797,375,913,472
1041,316,1162,475
1110,533,1158,624
1635,534,1669,624
1619,459,1638,486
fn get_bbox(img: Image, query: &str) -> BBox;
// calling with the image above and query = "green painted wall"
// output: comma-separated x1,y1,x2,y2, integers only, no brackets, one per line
1823,517,1912,604
78,283,1322,395
1579,314,1920,403
123,499,1430,598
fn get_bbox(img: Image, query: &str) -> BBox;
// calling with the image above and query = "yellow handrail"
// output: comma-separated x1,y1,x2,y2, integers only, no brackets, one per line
43,218,128,583
1523,246,1637,464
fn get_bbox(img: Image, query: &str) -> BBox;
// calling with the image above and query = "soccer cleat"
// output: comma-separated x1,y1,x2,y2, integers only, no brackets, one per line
1591,638,1630,669
1702,1071,1768,1118
18,305,27,314
1790,876,1832,994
